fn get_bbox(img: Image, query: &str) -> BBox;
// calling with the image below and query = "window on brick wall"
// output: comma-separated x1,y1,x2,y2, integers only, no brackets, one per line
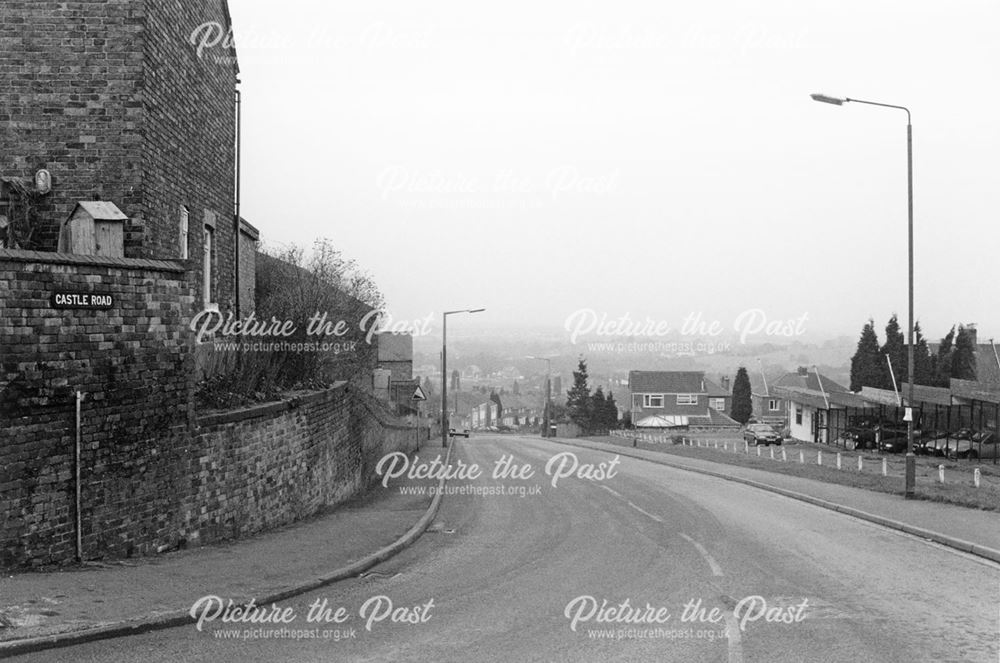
203,224,216,310
0,196,9,249
676,394,698,405
179,206,189,259
642,394,664,408
769,398,780,411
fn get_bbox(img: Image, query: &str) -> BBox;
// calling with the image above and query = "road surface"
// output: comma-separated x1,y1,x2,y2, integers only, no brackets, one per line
11,435,999,662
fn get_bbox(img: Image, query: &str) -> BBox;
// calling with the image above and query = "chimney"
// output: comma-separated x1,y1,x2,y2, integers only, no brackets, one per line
797,366,808,377
966,323,978,346
721,376,730,392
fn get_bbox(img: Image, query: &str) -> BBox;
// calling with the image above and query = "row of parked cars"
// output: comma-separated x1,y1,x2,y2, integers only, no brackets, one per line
843,419,998,460
742,418,998,460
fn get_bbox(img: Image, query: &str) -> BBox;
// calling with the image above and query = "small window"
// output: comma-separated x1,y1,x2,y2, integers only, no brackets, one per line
203,224,215,308
709,398,725,411
676,394,698,405
643,394,664,408
179,206,189,259
795,406,803,425
768,399,780,412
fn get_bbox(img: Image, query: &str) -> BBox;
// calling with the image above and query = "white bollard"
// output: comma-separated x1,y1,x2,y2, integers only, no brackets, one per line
882,458,887,477
817,450,823,466
799,451,804,464
714,441,718,449
857,456,863,472
756,446,761,457
938,465,945,484
836,453,842,470
769,447,774,460
781,448,787,462
974,468,981,488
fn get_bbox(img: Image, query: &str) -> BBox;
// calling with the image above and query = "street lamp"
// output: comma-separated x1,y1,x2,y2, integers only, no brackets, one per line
526,356,553,437
811,92,916,499
441,308,485,447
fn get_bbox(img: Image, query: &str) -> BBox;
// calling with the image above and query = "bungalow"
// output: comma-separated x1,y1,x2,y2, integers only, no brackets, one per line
628,370,739,429
774,385,873,444
753,367,848,428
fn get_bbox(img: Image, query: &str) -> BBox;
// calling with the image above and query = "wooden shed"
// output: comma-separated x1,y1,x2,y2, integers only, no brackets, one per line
58,201,127,257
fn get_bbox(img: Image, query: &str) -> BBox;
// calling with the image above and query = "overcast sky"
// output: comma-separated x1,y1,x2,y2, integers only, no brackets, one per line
226,0,999,343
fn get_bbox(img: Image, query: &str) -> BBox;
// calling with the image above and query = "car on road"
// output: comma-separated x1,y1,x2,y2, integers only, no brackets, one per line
948,431,998,460
744,423,782,446
449,428,470,438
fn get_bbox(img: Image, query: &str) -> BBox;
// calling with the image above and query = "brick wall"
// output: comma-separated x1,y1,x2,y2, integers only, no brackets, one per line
0,248,194,566
0,249,424,566
0,0,145,251
238,220,258,314
141,0,238,307
182,387,424,548
0,0,239,308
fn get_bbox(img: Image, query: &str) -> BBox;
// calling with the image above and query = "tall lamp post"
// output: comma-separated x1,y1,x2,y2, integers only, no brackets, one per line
527,356,552,437
441,308,485,447
811,92,916,498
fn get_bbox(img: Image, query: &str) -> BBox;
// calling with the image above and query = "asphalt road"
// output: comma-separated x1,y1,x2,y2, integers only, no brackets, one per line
11,435,1000,662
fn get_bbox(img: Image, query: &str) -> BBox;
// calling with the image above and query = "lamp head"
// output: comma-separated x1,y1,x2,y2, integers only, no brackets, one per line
811,93,846,106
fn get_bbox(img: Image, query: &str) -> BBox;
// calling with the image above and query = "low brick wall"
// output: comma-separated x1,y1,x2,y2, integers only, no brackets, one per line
2,383,427,567
181,385,425,547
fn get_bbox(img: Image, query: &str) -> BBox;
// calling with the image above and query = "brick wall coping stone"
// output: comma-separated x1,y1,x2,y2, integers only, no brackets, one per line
195,382,349,429
0,248,188,273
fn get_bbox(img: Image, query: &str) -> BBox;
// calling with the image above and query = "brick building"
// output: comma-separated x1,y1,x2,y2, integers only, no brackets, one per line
0,0,251,312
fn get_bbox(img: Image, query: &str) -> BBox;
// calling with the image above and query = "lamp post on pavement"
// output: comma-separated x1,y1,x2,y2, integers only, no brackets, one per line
811,92,916,498
441,308,485,447
527,356,552,437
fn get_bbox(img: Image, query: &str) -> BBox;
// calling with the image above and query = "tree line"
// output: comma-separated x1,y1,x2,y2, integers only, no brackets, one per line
849,315,978,392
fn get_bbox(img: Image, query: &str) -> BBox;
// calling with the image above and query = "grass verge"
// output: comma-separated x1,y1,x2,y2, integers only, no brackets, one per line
588,433,1000,512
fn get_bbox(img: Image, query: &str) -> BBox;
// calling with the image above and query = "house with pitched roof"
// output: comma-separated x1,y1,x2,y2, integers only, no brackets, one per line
754,367,848,429
628,370,739,429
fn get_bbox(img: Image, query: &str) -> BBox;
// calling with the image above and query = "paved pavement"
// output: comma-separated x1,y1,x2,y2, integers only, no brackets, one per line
6,435,998,662
0,448,445,652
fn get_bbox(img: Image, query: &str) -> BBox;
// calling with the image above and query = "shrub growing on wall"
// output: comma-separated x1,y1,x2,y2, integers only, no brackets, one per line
195,239,385,409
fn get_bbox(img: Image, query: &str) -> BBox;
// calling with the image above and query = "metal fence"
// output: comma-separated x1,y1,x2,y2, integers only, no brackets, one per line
822,401,999,464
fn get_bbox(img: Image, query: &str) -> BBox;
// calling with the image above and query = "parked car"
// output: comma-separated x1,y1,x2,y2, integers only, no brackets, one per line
844,422,879,450
449,428,470,438
744,423,782,446
948,431,998,460
927,429,973,457
913,430,948,455
878,428,910,453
